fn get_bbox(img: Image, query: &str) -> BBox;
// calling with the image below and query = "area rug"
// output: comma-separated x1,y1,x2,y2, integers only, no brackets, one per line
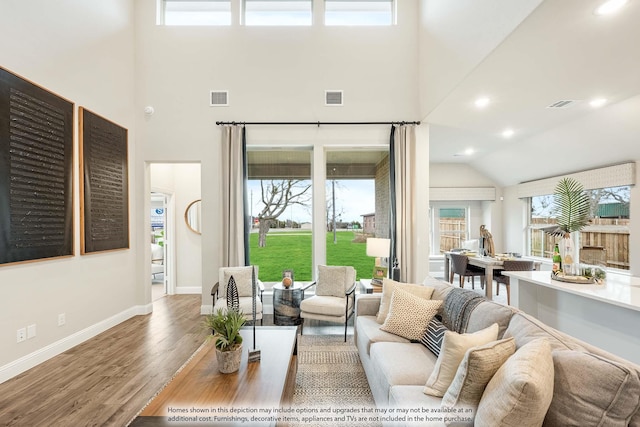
291,334,381,427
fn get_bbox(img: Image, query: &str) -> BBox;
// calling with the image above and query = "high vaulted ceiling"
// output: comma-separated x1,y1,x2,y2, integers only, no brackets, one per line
422,0,640,187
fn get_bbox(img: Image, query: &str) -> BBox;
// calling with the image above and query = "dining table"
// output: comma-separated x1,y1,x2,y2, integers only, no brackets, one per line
443,252,541,300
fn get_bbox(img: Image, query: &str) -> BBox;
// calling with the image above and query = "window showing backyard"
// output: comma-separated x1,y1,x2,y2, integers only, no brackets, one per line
247,148,389,282
430,205,469,254
528,185,630,270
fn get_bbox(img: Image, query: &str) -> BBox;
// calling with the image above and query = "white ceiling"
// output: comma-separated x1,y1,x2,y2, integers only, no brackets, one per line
423,0,640,187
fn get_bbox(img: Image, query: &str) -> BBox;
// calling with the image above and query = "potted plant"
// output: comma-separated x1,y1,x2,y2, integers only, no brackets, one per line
204,308,246,373
546,177,591,276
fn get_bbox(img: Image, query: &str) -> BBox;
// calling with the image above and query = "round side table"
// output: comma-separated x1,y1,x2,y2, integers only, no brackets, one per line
273,282,303,326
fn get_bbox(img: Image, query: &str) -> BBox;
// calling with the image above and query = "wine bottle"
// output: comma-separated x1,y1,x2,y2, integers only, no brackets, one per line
552,243,562,273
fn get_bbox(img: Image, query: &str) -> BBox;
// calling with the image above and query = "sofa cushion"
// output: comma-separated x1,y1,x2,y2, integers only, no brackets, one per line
370,342,436,388
544,350,640,426
504,312,584,352
420,316,447,357
376,278,435,323
355,315,410,357
424,323,499,397
221,266,257,297
466,300,515,339
300,295,353,317
442,337,516,412
316,265,355,297
423,275,454,299
380,288,442,341
475,339,554,427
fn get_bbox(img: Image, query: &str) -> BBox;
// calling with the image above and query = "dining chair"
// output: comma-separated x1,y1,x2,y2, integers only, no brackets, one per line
449,253,485,290
494,259,535,305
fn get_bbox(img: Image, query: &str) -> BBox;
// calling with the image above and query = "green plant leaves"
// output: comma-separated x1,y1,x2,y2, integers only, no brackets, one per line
552,177,591,233
204,308,246,351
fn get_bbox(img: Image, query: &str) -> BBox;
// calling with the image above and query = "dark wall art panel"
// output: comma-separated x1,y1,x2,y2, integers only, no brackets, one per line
80,108,129,253
80,107,129,254
0,67,74,265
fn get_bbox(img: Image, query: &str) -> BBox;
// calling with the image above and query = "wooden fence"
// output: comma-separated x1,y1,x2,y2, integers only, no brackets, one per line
530,218,629,269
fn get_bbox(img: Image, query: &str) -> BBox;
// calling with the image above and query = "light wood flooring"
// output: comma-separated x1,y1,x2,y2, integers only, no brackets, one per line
0,294,354,427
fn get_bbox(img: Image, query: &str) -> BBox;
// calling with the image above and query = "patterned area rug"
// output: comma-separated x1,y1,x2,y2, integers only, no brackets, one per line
292,335,381,427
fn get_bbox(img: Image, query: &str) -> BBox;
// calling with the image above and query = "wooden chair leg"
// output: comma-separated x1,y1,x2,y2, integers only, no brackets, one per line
471,276,475,290
496,283,500,295
459,275,463,288
506,284,511,305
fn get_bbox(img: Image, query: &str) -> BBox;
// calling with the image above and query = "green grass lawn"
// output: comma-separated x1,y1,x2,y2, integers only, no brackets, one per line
249,230,375,282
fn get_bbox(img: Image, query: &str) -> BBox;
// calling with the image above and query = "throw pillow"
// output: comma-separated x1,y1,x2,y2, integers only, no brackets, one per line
316,265,353,298
475,339,554,427
376,278,435,324
423,323,499,397
441,337,516,411
380,288,442,341
544,350,640,426
221,266,257,297
420,316,448,357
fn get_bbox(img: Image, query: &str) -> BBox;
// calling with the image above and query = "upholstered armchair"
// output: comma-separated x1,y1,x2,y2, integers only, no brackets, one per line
494,259,534,305
449,252,485,290
300,265,357,342
211,266,265,324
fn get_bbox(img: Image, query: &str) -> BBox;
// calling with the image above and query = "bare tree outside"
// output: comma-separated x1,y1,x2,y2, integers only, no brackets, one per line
256,179,311,247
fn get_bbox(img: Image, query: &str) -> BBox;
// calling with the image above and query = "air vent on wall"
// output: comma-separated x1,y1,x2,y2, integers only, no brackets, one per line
546,100,578,109
325,90,343,106
210,90,229,106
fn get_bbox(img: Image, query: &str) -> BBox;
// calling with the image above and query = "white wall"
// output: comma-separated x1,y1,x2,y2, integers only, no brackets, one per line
150,163,203,292
0,0,137,379
133,0,422,306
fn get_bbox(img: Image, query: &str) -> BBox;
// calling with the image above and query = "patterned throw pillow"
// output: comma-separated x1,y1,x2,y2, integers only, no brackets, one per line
441,337,516,412
380,288,442,341
420,316,448,357
423,323,499,397
376,278,435,324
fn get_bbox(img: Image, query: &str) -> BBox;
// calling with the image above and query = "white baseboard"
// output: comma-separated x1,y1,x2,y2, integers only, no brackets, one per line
175,286,201,294
0,304,151,384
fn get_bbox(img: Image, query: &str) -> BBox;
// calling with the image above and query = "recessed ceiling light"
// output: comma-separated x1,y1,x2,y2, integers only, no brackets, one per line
502,129,514,138
590,98,607,108
474,97,490,109
464,148,475,156
595,0,628,15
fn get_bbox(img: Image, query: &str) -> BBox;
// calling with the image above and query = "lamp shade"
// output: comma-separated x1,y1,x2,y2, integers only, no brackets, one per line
366,238,390,258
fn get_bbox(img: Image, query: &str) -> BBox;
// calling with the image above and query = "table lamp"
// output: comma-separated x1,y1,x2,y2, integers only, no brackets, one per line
367,238,390,284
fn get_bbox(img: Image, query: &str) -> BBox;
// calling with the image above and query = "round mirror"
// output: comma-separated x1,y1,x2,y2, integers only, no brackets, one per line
185,199,202,235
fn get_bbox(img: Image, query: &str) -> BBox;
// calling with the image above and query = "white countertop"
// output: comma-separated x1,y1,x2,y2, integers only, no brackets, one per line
505,271,640,313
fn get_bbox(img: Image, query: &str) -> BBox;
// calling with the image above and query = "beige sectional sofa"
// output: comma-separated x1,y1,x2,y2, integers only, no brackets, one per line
354,276,640,426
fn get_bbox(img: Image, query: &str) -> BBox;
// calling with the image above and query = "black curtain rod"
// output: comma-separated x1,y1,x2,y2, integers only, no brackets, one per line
215,121,420,126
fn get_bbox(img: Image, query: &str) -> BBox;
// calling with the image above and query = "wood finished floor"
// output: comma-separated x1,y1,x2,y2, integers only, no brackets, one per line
0,295,207,427
0,294,355,427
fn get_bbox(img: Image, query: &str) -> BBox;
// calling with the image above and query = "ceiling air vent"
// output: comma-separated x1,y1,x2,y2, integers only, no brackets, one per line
325,90,343,106
546,100,578,109
210,90,229,107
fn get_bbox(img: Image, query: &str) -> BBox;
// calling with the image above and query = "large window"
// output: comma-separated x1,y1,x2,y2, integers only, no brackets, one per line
430,205,469,254
325,150,389,280
161,0,231,26
325,0,394,25
247,148,313,281
528,185,630,270
244,0,312,26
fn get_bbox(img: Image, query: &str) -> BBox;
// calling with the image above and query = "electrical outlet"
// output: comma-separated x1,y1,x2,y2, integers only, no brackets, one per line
58,313,66,326
17,328,26,343
27,324,36,339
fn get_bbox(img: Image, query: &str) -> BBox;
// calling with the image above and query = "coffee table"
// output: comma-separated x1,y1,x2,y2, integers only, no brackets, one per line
136,326,298,426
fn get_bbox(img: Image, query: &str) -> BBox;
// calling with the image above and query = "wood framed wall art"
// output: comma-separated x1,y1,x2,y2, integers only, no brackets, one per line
79,107,129,254
0,67,74,265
